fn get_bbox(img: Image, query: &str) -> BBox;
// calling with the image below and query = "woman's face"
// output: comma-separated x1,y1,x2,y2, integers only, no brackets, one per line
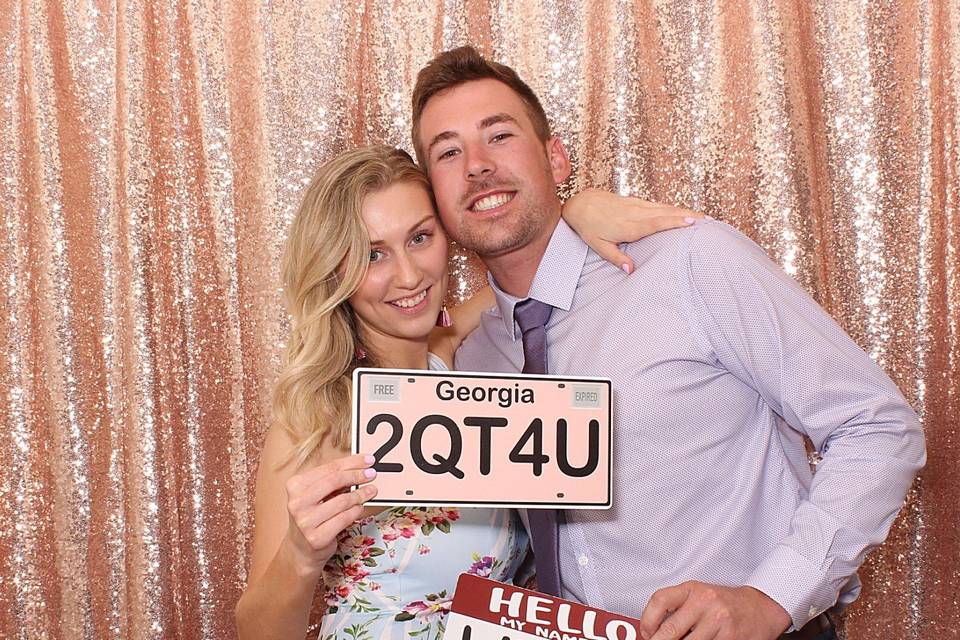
349,181,449,346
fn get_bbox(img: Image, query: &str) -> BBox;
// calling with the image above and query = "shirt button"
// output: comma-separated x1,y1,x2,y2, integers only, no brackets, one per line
578,555,589,567
808,606,820,617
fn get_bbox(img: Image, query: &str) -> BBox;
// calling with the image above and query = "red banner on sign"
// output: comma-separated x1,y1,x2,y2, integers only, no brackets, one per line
445,574,642,640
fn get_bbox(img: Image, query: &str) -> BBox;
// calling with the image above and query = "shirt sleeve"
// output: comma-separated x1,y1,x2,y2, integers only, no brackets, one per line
680,222,926,629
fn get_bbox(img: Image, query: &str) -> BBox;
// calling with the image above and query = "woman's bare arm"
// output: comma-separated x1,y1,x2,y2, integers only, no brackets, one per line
235,428,377,640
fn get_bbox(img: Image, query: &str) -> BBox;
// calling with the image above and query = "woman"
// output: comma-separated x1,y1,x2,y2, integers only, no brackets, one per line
235,145,700,640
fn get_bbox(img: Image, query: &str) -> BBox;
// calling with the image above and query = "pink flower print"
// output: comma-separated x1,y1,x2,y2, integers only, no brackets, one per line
370,582,382,591
400,527,417,539
383,532,399,542
445,509,460,521
395,591,453,624
342,562,369,581
417,544,431,555
335,585,351,599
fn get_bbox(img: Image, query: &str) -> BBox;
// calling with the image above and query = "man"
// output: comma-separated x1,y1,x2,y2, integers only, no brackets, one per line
411,46,925,640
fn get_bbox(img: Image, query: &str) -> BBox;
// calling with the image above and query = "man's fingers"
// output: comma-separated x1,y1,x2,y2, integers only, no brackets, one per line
639,584,691,639
646,604,702,640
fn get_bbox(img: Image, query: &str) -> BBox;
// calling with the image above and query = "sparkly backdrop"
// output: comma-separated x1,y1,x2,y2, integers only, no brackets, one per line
1,1,957,638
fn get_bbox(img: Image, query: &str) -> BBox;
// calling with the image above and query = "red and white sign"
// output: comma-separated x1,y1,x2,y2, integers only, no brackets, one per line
352,368,612,509
444,574,642,640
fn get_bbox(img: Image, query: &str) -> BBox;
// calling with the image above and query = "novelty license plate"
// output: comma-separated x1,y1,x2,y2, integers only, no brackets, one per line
352,368,612,509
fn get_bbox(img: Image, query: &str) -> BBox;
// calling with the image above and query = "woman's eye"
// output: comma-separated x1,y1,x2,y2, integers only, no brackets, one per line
369,250,384,263
411,232,430,246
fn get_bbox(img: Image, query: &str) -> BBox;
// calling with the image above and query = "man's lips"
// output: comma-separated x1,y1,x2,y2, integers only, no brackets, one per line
467,190,516,212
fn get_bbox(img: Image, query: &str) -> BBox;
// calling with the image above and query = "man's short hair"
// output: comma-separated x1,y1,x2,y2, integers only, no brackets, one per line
411,46,551,166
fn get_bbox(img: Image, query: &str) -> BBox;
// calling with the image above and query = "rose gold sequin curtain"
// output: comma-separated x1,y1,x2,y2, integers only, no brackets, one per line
0,1,956,638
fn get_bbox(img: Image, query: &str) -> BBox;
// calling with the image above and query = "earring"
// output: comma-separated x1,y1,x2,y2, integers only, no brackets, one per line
355,346,367,361
436,305,452,328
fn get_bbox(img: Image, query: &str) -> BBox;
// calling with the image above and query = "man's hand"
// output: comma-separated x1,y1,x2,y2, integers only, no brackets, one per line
639,582,791,640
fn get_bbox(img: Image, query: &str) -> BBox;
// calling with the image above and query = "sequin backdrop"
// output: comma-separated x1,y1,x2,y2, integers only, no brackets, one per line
0,0,957,638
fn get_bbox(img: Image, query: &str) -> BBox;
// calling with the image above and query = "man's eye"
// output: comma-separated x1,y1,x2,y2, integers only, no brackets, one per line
491,132,513,142
438,148,458,160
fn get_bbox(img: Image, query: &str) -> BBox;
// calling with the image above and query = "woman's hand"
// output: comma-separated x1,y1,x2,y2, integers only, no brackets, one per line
282,453,379,578
562,188,708,274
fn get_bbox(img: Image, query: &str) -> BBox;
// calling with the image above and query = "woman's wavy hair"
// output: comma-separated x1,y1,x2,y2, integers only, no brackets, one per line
275,145,431,467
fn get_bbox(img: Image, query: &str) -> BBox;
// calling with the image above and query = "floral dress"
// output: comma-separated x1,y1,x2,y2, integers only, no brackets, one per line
316,354,529,640
317,506,527,640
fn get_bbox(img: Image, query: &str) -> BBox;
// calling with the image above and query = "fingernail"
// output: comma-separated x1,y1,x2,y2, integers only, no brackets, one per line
364,468,377,479
364,454,376,464
621,263,632,275
705,215,715,220
684,216,695,224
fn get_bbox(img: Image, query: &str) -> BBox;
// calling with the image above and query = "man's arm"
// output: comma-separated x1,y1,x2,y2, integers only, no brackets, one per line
641,222,925,639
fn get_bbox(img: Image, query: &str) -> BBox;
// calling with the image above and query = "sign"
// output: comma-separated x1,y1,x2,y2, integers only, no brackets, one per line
352,368,612,509
444,574,642,640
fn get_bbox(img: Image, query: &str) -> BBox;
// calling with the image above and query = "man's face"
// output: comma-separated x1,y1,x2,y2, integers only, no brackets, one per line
417,78,570,259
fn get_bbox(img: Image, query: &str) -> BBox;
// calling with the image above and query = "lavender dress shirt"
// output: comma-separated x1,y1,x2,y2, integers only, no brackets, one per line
454,219,925,629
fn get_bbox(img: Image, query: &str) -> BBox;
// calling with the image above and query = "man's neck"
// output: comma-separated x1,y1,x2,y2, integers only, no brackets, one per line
484,217,561,298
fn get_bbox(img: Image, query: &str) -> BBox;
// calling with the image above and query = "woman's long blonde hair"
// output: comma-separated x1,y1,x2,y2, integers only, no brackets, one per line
275,145,431,467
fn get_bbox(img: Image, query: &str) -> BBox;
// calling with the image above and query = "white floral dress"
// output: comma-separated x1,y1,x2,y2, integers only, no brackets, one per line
317,506,527,640
316,354,528,640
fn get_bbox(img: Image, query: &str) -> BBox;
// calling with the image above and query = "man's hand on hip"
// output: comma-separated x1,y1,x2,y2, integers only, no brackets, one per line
638,581,791,640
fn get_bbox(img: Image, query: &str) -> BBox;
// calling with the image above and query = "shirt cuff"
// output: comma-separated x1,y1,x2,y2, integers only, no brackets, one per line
743,544,838,631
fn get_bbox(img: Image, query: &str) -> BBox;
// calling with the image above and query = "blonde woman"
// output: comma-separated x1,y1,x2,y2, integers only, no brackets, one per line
235,145,700,640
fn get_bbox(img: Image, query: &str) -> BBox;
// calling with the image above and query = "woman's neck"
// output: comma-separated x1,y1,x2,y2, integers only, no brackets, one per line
366,334,431,370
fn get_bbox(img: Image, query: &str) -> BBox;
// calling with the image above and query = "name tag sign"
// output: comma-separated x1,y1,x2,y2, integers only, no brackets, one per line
444,573,642,640
352,368,611,509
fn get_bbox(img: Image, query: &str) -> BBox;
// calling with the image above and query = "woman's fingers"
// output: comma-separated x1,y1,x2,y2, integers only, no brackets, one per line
287,454,376,506
587,238,636,274
294,484,378,552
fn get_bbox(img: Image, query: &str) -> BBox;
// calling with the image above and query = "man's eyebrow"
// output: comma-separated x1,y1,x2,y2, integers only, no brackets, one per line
426,131,458,157
425,113,520,157
478,113,518,129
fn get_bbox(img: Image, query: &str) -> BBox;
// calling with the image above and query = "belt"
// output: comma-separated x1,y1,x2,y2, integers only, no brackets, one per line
781,613,835,640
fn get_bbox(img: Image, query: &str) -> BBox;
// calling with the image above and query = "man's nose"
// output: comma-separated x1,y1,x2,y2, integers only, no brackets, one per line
465,145,495,180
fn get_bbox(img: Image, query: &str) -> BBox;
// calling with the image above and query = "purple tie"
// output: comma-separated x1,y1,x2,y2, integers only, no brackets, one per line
514,298,561,596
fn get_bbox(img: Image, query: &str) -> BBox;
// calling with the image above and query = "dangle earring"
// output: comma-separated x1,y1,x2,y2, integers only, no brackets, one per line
436,305,452,328
355,346,367,361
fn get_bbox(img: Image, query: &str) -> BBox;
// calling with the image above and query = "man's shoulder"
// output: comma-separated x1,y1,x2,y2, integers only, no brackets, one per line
616,220,767,274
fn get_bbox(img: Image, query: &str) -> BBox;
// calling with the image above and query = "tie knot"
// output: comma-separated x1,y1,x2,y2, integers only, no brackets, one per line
514,298,553,334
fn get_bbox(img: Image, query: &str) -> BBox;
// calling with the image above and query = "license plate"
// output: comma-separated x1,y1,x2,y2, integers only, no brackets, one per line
352,368,612,509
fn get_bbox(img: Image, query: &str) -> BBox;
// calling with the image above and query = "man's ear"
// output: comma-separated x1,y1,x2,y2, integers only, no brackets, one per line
546,135,572,184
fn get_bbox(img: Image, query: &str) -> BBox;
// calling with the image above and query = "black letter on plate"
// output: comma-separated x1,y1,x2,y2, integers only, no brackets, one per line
411,415,465,479
464,416,508,475
366,414,404,472
556,418,600,477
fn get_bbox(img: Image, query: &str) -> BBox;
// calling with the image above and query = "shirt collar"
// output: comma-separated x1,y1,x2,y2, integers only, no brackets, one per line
488,219,589,340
